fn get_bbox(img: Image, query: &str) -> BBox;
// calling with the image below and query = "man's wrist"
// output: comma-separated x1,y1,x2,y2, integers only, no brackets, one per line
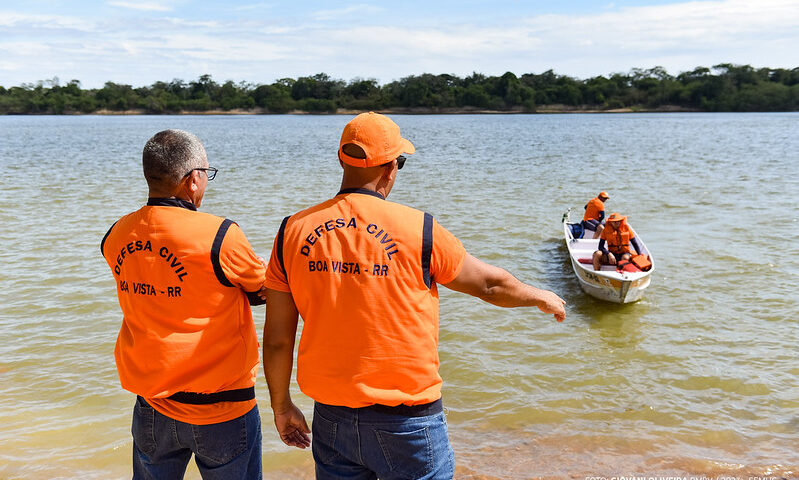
269,395,293,414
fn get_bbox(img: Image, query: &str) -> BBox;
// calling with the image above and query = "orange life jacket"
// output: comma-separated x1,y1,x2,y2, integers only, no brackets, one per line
264,189,467,408
583,197,605,222
631,254,652,271
602,221,635,255
101,199,265,424
616,258,640,272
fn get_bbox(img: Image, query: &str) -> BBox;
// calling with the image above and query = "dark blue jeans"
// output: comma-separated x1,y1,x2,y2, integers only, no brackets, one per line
312,401,455,480
131,396,262,480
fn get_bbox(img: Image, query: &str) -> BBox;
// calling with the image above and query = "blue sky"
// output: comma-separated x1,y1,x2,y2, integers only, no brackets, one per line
1,0,797,88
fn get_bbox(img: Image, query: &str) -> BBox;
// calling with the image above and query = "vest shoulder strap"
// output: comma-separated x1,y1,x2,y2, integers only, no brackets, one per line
276,215,291,281
100,221,118,256
422,212,433,289
211,218,236,287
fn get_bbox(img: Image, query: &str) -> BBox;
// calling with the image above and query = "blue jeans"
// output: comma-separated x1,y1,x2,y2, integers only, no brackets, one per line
312,401,455,480
131,396,262,480
582,219,601,230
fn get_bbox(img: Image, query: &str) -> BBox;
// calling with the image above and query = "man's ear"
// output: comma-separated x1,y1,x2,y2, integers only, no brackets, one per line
187,171,198,193
383,161,396,180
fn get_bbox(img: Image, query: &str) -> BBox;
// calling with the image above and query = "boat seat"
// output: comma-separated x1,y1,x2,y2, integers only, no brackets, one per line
570,241,598,251
573,238,598,245
575,257,617,272
570,238,599,256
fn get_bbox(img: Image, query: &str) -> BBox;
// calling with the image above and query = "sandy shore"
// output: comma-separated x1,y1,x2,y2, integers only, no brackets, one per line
69,105,700,116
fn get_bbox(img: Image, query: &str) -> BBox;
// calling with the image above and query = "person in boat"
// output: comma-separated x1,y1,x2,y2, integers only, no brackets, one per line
261,112,566,480
100,130,266,479
592,212,644,271
582,191,609,239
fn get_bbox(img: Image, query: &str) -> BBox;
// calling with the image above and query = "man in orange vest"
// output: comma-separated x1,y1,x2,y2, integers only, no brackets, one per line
592,212,643,271
582,191,609,238
262,112,566,479
101,129,266,479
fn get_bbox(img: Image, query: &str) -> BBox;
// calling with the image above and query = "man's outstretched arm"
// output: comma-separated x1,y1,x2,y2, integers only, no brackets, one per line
443,253,566,322
263,288,311,449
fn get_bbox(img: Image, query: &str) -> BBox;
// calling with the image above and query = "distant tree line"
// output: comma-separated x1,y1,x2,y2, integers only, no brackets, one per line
1,64,797,114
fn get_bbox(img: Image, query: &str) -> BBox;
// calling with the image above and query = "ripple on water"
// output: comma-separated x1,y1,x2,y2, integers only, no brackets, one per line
1,113,798,478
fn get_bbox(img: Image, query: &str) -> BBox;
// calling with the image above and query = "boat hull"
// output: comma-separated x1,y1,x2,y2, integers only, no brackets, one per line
568,257,651,303
563,210,654,304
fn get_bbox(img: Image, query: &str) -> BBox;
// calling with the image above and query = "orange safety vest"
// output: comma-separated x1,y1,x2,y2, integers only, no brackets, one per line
583,197,605,222
602,221,635,255
616,258,640,272
101,198,265,424
265,189,466,408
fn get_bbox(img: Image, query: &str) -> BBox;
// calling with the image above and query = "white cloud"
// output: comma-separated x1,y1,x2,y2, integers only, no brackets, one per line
0,0,797,88
107,1,172,12
0,12,96,31
0,60,23,72
0,41,54,57
234,2,276,12
159,17,221,28
318,0,799,78
312,4,384,21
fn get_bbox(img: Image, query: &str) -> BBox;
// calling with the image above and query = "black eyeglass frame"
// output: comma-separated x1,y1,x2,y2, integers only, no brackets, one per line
184,167,218,180
381,155,406,170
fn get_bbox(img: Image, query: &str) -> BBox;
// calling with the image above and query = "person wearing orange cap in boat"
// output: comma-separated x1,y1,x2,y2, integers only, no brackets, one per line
262,112,566,479
592,212,644,271
582,191,609,239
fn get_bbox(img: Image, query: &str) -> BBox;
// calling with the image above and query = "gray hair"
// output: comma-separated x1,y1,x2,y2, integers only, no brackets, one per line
142,129,207,188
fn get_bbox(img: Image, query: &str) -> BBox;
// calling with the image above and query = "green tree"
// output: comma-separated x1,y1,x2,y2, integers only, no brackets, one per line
95,82,140,111
458,83,491,108
2,65,798,114
291,73,345,101
253,83,295,112
340,78,382,109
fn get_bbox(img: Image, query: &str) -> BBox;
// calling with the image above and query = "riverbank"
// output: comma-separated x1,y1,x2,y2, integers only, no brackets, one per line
5,104,702,115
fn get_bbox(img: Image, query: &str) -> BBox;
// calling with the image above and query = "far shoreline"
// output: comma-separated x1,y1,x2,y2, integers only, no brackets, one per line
1,105,708,116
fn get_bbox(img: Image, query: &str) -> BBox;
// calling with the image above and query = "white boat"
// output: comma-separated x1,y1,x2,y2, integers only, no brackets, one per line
562,209,654,303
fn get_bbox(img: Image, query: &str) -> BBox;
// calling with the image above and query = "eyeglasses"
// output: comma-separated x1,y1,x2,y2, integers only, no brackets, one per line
382,156,406,170
184,167,218,181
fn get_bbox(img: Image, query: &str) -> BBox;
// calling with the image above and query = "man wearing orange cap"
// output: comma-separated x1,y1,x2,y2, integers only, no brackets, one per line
592,212,643,271
582,191,609,239
262,112,566,479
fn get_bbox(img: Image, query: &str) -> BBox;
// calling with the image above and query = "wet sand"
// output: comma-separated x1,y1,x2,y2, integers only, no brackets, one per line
254,428,798,480
75,104,700,116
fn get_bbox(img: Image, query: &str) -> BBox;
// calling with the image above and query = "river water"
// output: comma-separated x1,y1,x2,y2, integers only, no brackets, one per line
0,113,797,479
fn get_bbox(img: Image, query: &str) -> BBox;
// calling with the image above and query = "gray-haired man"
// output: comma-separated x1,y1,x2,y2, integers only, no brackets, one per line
101,129,266,479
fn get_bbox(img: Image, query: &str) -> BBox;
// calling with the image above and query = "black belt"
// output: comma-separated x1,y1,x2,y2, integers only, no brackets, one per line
361,398,443,417
167,387,255,405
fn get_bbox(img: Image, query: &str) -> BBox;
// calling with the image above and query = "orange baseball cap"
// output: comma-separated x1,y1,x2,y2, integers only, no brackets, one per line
599,191,610,199
607,212,626,222
338,112,415,168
